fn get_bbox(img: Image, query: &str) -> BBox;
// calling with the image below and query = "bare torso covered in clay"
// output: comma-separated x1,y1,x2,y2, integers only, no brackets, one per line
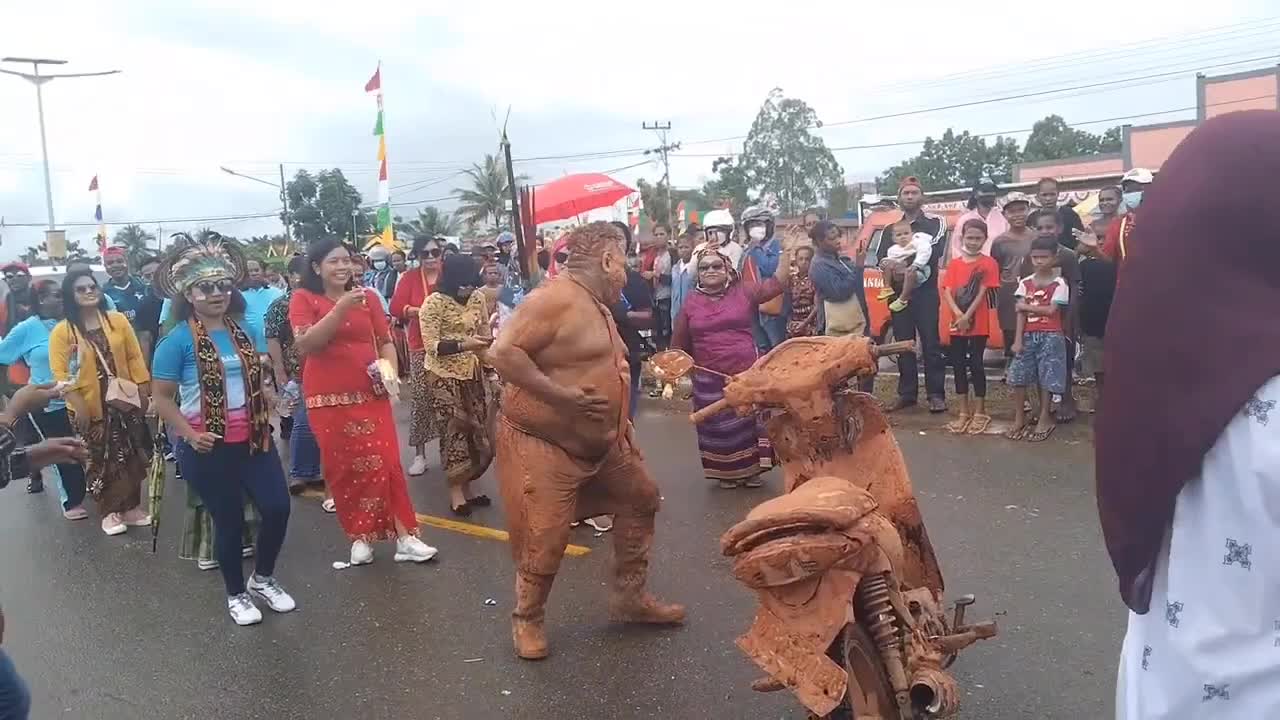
498,276,630,459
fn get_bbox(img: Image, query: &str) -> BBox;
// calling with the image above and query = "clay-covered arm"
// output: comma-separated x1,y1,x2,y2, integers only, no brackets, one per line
485,292,571,407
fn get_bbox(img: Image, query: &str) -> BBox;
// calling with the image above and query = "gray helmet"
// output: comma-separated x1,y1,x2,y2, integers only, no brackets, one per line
741,205,775,240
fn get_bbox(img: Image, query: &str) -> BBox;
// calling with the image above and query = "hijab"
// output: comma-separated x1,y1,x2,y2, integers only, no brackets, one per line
434,254,481,303
1096,110,1280,613
693,248,737,297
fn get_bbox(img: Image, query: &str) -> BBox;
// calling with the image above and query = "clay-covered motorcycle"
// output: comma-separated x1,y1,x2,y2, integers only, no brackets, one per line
654,336,997,719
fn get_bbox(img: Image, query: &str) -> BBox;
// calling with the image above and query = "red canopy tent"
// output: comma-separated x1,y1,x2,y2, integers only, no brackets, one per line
531,173,635,225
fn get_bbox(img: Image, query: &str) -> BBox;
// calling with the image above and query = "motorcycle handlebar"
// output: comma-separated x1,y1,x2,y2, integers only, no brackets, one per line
874,340,916,358
688,340,917,425
689,398,731,425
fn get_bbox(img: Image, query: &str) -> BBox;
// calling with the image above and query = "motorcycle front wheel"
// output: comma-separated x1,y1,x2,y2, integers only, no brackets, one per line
824,622,900,720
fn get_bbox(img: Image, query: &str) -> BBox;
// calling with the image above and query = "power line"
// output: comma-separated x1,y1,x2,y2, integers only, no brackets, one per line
678,54,1279,148
670,94,1276,159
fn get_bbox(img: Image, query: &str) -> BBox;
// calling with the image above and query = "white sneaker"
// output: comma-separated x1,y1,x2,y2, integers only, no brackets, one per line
407,455,428,476
350,540,374,566
394,535,438,563
197,559,220,571
227,593,263,626
247,575,296,613
102,513,127,536
585,516,614,532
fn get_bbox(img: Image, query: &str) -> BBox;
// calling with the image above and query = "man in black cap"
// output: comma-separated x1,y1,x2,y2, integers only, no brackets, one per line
945,181,1009,264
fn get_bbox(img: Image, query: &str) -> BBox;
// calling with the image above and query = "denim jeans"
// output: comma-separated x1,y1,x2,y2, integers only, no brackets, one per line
288,400,322,482
176,440,291,596
0,649,30,720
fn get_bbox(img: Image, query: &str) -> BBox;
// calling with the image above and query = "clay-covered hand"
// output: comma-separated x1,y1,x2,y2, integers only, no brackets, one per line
557,384,610,421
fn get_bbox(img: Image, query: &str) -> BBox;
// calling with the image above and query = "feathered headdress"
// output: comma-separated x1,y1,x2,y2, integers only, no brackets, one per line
153,232,248,299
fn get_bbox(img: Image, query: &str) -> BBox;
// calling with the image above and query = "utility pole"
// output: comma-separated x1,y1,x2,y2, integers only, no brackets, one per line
642,121,679,228
278,163,293,246
1,57,121,232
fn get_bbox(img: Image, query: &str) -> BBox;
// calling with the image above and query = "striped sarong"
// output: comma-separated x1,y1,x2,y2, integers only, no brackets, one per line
691,371,772,481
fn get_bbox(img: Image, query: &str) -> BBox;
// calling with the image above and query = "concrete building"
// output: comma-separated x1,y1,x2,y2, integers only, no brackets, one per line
1011,66,1279,182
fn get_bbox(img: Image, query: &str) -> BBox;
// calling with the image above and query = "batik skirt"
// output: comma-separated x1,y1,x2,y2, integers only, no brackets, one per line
691,370,772,481
179,486,260,563
407,349,440,447
426,368,493,487
309,397,420,542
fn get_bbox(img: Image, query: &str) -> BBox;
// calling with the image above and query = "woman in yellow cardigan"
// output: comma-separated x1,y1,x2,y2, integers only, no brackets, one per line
49,269,153,536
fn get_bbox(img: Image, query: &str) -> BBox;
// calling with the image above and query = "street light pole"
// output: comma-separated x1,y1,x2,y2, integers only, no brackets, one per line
1,57,121,231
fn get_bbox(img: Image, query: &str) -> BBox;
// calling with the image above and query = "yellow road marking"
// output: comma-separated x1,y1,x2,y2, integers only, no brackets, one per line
295,489,589,556
416,514,591,557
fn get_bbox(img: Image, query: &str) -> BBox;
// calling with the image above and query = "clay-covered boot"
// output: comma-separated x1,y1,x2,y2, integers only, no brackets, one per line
609,513,686,625
512,571,554,660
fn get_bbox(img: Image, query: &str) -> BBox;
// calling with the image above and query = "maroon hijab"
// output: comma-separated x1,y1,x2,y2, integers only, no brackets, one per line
1096,110,1280,613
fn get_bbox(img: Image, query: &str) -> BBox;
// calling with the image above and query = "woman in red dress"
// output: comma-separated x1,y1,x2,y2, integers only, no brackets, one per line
389,234,444,476
289,238,438,566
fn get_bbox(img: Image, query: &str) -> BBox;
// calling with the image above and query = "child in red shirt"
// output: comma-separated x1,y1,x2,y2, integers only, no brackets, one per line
941,219,1000,434
1005,236,1070,442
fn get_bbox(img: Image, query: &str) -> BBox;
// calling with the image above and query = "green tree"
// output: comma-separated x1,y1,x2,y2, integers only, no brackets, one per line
395,206,459,237
701,157,752,216
453,154,525,232
877,131,1022,193
286,169,369,244
111,224,157,266
729,89,844,215
1022,115,1122,163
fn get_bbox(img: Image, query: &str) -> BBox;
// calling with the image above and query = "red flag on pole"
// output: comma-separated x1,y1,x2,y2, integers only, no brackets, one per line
364,64,381,93
88,175,99,192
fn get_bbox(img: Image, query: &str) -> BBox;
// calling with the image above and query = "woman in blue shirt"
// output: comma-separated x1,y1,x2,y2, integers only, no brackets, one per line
150,236,294,627
0,279,89,515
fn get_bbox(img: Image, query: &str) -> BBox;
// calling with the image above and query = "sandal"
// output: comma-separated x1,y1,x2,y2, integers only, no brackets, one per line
1026,425,1057,442
467,494,492,507
321,498,337,513
945,414,972,434
450,503,473,517
966,413,993,435
1004,424,1030,441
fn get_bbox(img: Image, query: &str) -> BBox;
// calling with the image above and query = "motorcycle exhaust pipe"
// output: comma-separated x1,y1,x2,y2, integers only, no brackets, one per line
908,667,959,716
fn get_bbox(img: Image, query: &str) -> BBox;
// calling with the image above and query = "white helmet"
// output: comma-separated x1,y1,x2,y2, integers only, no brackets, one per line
702,209,735,230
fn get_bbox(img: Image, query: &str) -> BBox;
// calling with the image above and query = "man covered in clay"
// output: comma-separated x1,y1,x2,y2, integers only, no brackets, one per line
487,221,685,660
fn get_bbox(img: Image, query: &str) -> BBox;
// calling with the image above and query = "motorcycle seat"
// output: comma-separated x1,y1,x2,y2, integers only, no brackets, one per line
720,476,878,557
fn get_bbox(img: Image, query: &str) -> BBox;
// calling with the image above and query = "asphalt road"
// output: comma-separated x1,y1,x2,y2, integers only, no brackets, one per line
0,399,1123,720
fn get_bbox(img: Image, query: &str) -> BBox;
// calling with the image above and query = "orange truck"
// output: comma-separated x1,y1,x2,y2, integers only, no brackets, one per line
844,207,1002,349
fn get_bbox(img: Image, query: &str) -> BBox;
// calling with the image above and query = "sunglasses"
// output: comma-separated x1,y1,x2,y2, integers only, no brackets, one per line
193,278,235,295
422,248,443,258
698,262,726,273
73,284,99,295
3,272,28,280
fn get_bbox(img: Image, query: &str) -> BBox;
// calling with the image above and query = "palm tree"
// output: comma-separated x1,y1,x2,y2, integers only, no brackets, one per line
112,224,157,266
453,154,526,231
397,206,460,238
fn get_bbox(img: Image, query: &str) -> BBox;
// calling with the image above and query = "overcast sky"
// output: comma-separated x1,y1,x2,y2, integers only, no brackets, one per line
1,0,1274,257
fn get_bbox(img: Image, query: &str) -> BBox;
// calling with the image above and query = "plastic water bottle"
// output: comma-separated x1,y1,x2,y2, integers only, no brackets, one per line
279,379,300,417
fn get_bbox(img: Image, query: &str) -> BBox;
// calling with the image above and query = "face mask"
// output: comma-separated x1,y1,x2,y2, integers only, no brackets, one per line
1123,191,1143,208
372,260,388,270
747,226,768,242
